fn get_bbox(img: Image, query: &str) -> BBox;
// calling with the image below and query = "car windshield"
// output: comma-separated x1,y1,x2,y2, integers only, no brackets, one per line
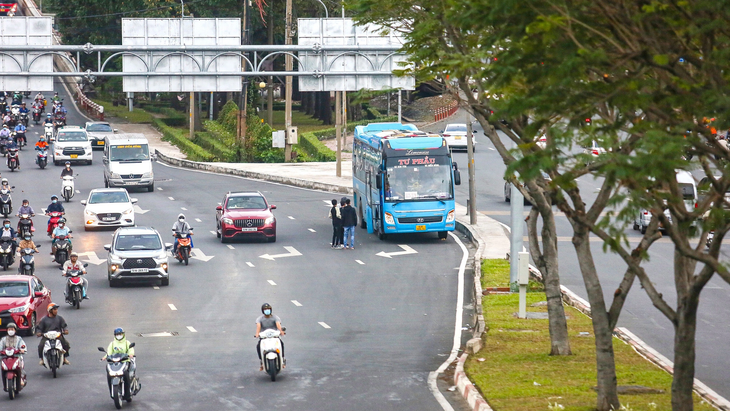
0,281,29,298
384,156,453,201
227,196,267,209
679,183,695,200
115,234,162,251
56,131,87,142
445,124,467,133
110,144,150,161
89,191,129,204
86,123,112,132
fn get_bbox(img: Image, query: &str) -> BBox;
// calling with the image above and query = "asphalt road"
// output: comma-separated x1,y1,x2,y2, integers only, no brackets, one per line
424,112,730,399
0,82,473,410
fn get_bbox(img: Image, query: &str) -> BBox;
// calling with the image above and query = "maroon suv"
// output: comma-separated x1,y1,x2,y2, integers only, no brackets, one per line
216,191,277,243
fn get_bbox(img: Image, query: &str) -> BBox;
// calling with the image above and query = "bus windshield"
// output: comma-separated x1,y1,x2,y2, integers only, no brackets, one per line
110,144,150,161
384,156,453,201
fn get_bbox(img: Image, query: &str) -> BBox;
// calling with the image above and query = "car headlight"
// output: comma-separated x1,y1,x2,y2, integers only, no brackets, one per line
265,216,275,225
142,172,152,178
9,303,29,313
384,212,395,225
222,217,233,225
446,209,455,222
122,208,134,215
85,209,96,216
110,172,121,179
55,150,62,156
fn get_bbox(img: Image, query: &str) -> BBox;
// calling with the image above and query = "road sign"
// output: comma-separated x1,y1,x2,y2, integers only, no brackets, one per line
259,246,302,261
0,17,53,91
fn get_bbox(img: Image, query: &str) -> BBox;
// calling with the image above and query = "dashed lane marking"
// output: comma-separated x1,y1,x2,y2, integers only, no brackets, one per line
168,304,177,311
308,228,316,232
267,280,277,286
168,197,175,201
181,207,187,211
210,231,216,235
195,218,201,222
186,326,197,333
75,190,80,194
246,262,254,267
157,187,163,191
322,200,330,205
318,322,331,329
356,260,365,265
291,300,302,307
288,216,295,220
153,286,159,290
226,245,235,250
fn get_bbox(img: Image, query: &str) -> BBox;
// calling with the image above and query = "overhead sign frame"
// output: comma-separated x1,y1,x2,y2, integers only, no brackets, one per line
0,16,53,91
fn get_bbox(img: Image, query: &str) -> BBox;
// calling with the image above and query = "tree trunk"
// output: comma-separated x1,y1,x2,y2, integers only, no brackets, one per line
313,92,322,120
572,225,621,411
671,251,699,411
319,91,333,125
305,92,315,116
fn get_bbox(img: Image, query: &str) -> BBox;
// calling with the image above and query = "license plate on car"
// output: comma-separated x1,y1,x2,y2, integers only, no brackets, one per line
455,136,462,140
70,154,78,158
103,217,115,221
416,225,426,231
96,141,104,145
241,228,257,232
131,268,148,273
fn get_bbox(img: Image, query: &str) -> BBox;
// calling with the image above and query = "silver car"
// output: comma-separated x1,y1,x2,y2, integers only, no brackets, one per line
104,226,171,287
84,121,118,150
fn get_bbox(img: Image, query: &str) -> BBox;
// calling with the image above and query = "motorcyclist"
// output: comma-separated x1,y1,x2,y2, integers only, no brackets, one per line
1,178,10,191
31,99,43,115
54,102,67,116
0,124,10,140
46,195,65,235
63,252,88,300
255,302,286,371
35,137,49,164
6,137,19,170
17,199,35,217
36,303,70,365
0,322,27,386
18,102,28,116
102,328,138,399
13,122,26,145
43,113,53,126
171,213,193,255
17,234,38,274
61,161,73,178
51,92,60,103
11,92,21,105
51,218,71,256
0,218,18,256
34,92,44,102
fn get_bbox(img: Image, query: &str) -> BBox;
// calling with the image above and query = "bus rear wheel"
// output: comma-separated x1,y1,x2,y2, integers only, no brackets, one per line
359,201,366,229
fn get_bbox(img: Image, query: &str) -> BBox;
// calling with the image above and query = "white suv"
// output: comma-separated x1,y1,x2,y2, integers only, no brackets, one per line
52,126,93,165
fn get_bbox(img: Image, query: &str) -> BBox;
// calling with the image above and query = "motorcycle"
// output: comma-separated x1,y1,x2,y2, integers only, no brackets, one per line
0,188,12,217
62,175,75,202
63,263,88,309
9,105,19,121
54,233,72,265
1,345,25,400
259,328,285,381
54,118,65,132
0,238,15,271
17,214,34,238
6,147,19,171
0,97,6,115
46,211,63,236
44,123,54,140
36,147,48,169
18,245,40,276
42,331,66,378
19,112,28,128
173,229,193,265
32,107,41,124
97,344,141,409
13,130,25,149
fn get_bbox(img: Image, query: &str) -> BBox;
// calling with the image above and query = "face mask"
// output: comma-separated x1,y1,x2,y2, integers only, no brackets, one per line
179,218,184,222
4,224,9,228
115,334,123,341
22,204,27,207
52,200,57,203
24,238,30,241
7,330,14,337
59,224,64,228
264,309,272,315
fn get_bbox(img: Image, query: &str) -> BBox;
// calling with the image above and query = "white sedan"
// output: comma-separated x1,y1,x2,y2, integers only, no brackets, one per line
81,188,137,230
441,123,476,151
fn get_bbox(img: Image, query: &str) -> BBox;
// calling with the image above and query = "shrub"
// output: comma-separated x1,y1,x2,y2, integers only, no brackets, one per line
298,131,336,161
152,118,215,162
193,131,237,162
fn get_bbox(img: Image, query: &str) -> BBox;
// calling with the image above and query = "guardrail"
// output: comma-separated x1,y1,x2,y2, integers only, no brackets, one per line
19,0,105,121
434,100,458,122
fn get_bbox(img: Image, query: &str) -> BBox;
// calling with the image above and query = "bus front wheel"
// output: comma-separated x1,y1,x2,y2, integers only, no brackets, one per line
438,231,448,240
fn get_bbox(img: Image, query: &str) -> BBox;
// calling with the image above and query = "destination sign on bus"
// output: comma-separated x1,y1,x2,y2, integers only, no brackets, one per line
113,145,143,149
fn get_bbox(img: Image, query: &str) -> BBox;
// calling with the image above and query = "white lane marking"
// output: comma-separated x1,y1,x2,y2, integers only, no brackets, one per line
488,147,495,151
318,322,331,329
322,200,331,205
376,244,418,258
180,207,187,211
356,260,365,265
157,187,163,191
153,286,159,290
291,300,302,307
308,228,316,232
76,251,105,265
267,280,277,286
186,326,197,333
190,248,214,262
75,190,80,194
428,232,468,411
133,204,149,214
259,246,302,261
246,262,254,267
288,216,295,220
195,218,201,222
168,304,178,311
209,231,216,235
226,244,235,250
168,197,175,201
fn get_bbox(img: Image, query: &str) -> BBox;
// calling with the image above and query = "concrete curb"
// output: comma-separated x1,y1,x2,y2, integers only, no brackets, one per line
155,150,354,195
454,354,493,411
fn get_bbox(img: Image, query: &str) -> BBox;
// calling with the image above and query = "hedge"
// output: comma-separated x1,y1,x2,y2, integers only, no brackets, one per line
298,131,336,162
152,118,216,162
193,131,237,162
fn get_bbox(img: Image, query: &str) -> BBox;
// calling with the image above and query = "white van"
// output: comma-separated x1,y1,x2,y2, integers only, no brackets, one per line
52,126,93,165
103,134,155,192
634,170,697,233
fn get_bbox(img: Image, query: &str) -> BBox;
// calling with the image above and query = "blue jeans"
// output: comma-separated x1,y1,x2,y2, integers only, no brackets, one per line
344,226,355,248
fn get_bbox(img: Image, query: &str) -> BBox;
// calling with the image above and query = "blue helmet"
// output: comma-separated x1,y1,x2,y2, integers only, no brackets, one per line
114,327,125,340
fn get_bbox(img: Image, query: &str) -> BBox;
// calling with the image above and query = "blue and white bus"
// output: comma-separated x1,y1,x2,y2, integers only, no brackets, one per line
353,122,462,240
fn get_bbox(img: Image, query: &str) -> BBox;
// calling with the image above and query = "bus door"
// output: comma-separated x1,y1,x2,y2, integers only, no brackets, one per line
366,170,380,233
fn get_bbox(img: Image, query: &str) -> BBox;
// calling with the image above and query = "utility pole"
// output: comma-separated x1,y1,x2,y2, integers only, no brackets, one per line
189,92,194,139
237,0,250,142
267,2,274,126
335,91,342,177
397,90,401,123
466,114,477,224
284,0,293,161
509,151,524,292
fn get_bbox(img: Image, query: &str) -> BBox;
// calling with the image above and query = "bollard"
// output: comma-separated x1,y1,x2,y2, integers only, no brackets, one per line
466,199,470,215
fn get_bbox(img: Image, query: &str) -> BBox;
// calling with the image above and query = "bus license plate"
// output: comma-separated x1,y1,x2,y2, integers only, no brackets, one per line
131,268,148,273
70,154,78,158
416,225,426,231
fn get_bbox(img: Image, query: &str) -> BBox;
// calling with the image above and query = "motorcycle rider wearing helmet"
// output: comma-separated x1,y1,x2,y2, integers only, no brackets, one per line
17,234,38,273
16,199,34,218
171,213,193,255
18,102,28,116
0,322,27,385
0,218,17,256
35,137,48,164
255,303,285,371
0,124,10,140
51,92,60,103
46,195,65,234
36,303,70,365
34,92,44,104
60,161,73,178
43,113,53,126
54,101,67,116
1,178,10,190
102,327,138,398
62,252,88,300
51,218,71,256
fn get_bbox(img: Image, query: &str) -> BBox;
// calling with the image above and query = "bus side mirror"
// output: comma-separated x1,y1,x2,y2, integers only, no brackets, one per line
454,170,462,186
376,172,382,189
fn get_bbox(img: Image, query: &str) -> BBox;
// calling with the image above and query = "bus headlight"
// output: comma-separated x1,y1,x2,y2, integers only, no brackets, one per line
384,212,395,225
446,209,455,222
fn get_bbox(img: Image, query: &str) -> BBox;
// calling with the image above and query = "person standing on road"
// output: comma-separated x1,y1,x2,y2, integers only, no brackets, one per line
341,198,358,250
328,199,343,249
